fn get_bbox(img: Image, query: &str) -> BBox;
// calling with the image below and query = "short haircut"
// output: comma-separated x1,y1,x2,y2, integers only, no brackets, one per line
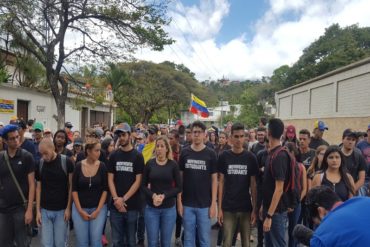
268,118,285,140
219,131,228,138
299,129,311,137
260,117,268,126
191,121,206,131
231,123,245,134
257,127,266,132
178,125,185,135
306,186,341,220
285,141,299,156
169,129,180,139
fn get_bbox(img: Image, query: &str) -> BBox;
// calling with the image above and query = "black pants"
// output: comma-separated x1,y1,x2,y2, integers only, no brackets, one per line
0,207,30,247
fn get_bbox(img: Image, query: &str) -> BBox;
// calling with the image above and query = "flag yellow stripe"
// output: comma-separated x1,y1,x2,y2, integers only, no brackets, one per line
191,94,207,107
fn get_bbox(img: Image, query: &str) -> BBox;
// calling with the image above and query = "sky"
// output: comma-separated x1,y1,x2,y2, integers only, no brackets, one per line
135,0,370,81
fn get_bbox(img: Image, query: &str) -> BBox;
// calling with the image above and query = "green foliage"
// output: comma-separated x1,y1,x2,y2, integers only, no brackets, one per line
0,64,10,84
237,85,266,128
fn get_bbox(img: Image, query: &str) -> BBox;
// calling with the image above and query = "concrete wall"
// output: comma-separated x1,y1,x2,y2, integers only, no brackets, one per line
0,84,112,132
283,117,370,145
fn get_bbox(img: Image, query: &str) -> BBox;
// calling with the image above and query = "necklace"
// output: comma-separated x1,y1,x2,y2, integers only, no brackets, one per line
83,161,98,189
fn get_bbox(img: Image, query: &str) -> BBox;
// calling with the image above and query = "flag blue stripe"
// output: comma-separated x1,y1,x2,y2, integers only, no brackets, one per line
191,101,209,114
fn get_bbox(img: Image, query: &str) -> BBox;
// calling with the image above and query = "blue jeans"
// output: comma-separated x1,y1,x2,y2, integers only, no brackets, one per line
264,211,288,247
145,205,176,247
110,206,138,247
288,203,301,247
72,204,107,247
183,206,211,247
41,209,68,247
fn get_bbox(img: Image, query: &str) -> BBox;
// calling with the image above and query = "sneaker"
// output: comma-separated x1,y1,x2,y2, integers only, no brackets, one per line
102,235,108,246
175,237,182,247
137,239,145,247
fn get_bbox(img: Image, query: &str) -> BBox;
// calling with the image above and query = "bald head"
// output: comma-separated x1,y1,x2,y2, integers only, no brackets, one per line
39,138,57,162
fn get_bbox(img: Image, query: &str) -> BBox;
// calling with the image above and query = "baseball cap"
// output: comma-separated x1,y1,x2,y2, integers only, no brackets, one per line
73,137,83,146
95,128,104,138
0,121,4,127
65,122,73,128
44,128,52,134
33,122,44,132
286,125,296,139
148,125,158,135
115,123,131,134
1,124,19,138
314,120,328,131
16,120,27,129
342,129,357,139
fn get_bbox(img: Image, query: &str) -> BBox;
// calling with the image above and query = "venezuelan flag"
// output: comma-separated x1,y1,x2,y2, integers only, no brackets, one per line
189,94,209,118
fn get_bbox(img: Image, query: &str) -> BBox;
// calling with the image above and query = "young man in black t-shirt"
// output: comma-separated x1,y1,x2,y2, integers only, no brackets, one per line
35,139,74,247
251,127,267,156
297,129,316,169
262,118,290,247
0,125,35,247
341,129,366,195
108,123,144,247
218,123,258,247
178,121,218,247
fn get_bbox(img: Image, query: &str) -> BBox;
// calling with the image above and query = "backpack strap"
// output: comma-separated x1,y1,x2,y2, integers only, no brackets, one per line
39,154,68,177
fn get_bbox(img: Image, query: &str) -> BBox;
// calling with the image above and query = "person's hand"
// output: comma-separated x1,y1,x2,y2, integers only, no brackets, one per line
263,218,272,232
259,206,263,221
177,201,183,217
25,208,33,225
114,197,127,212
79,210,90,221
89,209,101,220
209,201,217,218
251,211,257,226
287,208,294,213
64,209,71,221
217,209,223,226
36,211,42,226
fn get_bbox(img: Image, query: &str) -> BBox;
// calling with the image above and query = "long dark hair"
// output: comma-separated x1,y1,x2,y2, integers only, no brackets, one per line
321,145,354,195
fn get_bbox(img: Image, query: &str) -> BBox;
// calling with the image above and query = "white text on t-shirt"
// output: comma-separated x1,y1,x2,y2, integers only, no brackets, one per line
185,159,207,170
116,161,133,172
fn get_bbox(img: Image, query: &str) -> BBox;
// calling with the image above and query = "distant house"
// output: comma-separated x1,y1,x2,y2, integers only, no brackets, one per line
0,48,116,134
275,57,370,144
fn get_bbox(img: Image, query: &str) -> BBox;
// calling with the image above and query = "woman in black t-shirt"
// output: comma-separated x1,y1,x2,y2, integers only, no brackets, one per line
72,139,108,247
142,136,182,247
312,145,355,202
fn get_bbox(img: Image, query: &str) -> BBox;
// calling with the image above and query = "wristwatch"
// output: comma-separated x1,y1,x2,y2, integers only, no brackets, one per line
266,213,273,219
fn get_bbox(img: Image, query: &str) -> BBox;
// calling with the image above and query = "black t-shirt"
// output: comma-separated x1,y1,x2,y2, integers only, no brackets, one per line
309,138,329,150
321,172,350,201
262,146,290,213
256,149,268,184
107,148,144,211
298,149,316,170
72,161,108,208
343,151,366,182
35,154,74,211
215,144,231,156
21,139,37,159
142,159,181,209
218,150,258,212
0,149,35,213
251,142,266,156
179,146,218,208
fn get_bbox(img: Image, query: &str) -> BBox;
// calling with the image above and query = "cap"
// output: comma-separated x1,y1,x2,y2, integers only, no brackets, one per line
95,128,104,137
342,129,357,139
176,120,183,126
0,121,4,127
148,125,158,135
44,128,52,134
115,123,131,134
33,122,44,131
314,120,328,131
73,137,83,146
65,122,73,128
286,125,296,139
1,124,19,138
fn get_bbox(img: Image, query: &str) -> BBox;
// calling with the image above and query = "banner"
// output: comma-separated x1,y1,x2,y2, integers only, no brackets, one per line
0,99,15,113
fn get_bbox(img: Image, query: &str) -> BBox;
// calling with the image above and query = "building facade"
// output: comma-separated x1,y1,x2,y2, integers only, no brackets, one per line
275,57,370,144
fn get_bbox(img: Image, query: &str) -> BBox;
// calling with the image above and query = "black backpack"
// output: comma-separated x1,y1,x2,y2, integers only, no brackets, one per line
269,146,304,208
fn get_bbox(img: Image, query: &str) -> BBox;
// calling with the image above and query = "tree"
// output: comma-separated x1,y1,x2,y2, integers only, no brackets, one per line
108,61,207,124
0,0,173,128
237,85,265,128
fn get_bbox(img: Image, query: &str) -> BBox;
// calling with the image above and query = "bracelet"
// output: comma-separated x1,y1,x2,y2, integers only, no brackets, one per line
266,213,273,219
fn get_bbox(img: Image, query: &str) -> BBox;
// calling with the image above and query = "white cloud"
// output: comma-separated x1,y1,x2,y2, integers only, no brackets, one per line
135,0,370,81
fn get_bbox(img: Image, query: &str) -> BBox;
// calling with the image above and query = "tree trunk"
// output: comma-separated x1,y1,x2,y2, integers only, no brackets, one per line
47,70,68,130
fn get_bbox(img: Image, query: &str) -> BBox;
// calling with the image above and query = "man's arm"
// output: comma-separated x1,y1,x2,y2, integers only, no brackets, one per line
217,173,224,225
64,173,73,221
36,181,42,225
25,172,35,225
209,173,218,218
355,171,365,193
124,174,142,201
250,175,257,223
263,180,284,232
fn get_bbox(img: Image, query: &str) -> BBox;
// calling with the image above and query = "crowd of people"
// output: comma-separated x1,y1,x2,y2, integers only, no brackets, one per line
0,117,369,247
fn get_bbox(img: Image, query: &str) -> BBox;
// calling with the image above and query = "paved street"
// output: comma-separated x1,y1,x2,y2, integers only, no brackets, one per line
31,218,258,246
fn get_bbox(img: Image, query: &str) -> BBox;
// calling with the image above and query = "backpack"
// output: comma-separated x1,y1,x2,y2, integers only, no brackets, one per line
269,146,304,208
39,154,67,177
